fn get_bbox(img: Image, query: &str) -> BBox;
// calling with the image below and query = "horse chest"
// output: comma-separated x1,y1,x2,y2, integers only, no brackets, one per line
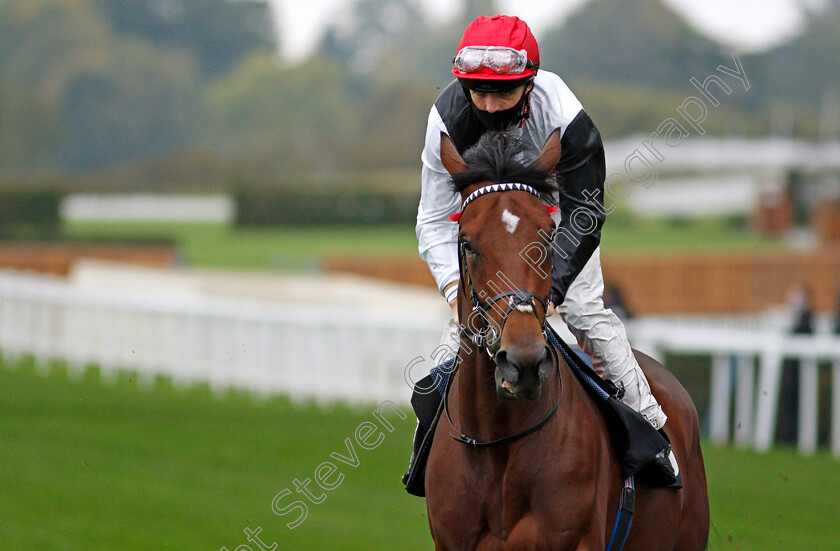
428,444,601,550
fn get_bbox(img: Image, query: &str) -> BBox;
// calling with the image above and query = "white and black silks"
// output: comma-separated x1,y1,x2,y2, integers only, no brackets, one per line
421,71,606,306
550,110,606,305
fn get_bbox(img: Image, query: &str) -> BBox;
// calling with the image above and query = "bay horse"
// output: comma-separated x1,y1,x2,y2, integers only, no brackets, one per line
424,131,709,550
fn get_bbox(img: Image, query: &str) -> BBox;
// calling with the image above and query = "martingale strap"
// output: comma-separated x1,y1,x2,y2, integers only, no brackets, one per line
607,477,635,551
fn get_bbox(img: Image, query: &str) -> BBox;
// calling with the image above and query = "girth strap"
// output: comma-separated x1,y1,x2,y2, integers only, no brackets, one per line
606,477,635,551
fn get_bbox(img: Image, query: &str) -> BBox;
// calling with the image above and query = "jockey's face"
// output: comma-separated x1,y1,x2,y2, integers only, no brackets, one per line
468,83,531,113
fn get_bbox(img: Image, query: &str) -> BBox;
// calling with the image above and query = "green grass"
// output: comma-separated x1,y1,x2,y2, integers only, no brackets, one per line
62,216,780,273
62,221,420,272
2,356,839,550
600,216,781,255
0,357,428,550
704,444,840,550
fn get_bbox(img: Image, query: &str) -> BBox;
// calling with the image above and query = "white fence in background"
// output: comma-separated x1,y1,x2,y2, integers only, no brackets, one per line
0,271,440,405
631,318,840,458
60,194,236,223
2,270,839,457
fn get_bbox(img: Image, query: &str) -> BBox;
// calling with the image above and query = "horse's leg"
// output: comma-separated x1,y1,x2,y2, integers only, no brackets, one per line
426,431,495,551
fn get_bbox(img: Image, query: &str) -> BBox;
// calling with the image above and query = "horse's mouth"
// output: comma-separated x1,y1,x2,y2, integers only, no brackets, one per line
501,379,515,396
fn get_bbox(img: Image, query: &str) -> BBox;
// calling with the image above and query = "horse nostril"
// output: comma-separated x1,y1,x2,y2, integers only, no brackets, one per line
538,345,553,381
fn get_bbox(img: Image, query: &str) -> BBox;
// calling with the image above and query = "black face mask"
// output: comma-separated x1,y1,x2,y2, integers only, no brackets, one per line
469,87,532,131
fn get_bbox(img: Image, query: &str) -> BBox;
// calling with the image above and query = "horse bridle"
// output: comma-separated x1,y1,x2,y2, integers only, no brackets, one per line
445,182,563,448
458,238,550,359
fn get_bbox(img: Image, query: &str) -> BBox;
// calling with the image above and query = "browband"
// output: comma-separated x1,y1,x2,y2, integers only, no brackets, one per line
449,183,557,221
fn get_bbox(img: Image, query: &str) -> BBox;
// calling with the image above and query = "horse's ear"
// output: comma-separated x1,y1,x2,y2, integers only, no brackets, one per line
440,132,468,177
535,128,562,174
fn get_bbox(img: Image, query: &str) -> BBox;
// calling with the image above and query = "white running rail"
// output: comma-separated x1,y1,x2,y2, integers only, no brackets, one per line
631,318,840,458
2,270,839,457
0,271,441,405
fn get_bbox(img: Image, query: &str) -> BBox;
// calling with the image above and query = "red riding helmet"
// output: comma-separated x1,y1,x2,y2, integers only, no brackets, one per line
452,15,540,91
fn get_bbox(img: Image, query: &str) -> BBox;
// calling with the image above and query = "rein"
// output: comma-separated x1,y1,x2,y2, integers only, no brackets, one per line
444,341,563,447
444,181,562,448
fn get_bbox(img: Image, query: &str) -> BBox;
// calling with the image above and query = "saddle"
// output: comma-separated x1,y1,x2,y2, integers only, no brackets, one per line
402,325,681,497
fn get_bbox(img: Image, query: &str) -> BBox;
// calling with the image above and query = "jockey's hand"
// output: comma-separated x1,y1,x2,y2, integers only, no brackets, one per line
449,298,459,324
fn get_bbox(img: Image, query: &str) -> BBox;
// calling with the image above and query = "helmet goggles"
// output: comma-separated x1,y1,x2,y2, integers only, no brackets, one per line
453,46,539,76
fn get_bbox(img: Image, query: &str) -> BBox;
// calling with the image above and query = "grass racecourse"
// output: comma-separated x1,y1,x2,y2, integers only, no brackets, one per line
63,217,780,272
2,356,839,551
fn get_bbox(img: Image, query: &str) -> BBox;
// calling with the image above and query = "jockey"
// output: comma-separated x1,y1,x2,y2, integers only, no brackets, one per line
404,14,676,488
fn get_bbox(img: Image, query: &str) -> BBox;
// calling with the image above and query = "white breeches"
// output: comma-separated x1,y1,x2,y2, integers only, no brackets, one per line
556,247,667,430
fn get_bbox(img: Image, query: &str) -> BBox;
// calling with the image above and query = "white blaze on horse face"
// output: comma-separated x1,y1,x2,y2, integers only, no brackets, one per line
501,209,520,234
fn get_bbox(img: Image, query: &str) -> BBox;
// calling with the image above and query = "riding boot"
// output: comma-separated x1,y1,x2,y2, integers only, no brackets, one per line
642,429,681,487
401,376,445,496
401,420,425,486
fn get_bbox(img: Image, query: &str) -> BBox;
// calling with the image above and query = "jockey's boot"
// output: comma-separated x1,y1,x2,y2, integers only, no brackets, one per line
401,384,444,496
402,419,426,484
402,320,460,495
401,420,425,487
615,363,679,486
401,362,449,496
617,359,680,485
644,429,680,487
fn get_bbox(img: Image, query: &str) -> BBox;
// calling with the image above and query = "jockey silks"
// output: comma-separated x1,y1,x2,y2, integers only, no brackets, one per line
417,69,606,306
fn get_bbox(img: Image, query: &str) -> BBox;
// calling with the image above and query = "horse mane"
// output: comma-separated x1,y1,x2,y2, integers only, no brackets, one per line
450,132,559,206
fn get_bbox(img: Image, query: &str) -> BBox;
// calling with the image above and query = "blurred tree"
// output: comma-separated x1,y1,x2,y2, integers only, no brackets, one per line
204,53,359,172
745,5,840,110
539,0,727,92
59,41,201,169
0,85,61,174
0,0,112,173
461,0,499,22
91,0,277,80
352,78,438,169
0,0,203,172
319,0,427,78
0,0,111,102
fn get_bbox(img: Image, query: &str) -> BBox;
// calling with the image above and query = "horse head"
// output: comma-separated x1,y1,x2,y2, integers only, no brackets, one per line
441,130,562,401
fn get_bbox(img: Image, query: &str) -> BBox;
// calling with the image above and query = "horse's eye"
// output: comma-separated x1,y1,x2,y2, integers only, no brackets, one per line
543,229,557,250
542,237,553,253
462,241,475,256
